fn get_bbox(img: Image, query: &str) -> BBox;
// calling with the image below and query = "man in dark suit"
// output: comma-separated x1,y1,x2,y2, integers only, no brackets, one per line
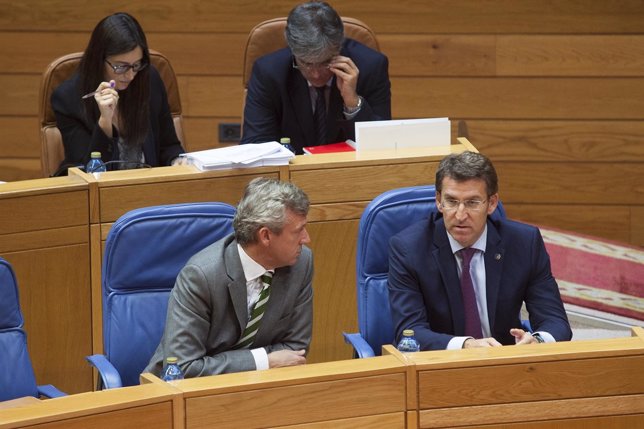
146,178,313,377
241,1,391,154
388,151,572,350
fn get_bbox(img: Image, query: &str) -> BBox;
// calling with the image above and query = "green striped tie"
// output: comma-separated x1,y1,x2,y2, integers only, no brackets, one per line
236,272,273,348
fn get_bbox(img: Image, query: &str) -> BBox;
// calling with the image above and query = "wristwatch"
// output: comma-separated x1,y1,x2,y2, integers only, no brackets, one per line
344,95,363,115
532,333,545,343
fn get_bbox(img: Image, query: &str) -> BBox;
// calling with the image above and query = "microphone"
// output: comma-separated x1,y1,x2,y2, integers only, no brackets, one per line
86,160,152,173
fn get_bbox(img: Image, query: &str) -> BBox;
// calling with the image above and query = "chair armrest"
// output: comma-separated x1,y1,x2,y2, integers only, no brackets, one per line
86,354,123,389
37,384,66,398
342,332,375,358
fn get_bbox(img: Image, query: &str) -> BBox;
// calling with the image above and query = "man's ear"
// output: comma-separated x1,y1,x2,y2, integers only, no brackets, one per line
436,191,444,214
487,193,499,215
257,226,271,246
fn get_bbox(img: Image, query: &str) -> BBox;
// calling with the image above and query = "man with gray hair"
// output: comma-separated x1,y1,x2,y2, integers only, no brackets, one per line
146,177,313,377
241,1,391,154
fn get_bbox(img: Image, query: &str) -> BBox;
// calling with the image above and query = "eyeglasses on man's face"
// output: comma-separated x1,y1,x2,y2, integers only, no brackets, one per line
440,198,488,212
105,59,148,74
292,56,335,72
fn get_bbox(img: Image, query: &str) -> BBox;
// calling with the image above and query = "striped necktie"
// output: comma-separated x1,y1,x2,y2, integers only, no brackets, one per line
236,272,273,348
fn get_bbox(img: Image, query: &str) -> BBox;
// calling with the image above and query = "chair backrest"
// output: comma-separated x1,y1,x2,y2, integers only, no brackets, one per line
101,202,235,387
0,258,38,401
38,49,185,177
356,185,507,355
242,16,380,90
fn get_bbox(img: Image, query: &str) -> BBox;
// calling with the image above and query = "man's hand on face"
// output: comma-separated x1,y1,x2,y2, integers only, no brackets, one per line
329,55,360,108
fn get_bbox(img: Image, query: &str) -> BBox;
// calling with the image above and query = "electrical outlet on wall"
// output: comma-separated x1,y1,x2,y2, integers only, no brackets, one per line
218,123,241,142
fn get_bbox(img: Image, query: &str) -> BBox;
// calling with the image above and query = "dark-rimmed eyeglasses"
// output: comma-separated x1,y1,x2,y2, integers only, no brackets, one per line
105,59,148,75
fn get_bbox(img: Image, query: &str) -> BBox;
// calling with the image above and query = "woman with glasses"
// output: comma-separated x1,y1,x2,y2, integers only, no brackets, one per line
52,12,184,173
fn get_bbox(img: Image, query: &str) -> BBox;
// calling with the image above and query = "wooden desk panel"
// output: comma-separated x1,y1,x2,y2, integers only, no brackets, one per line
175,355,407,429
85,166,280,224
0,177,92,394
0,383,180,429
406,329,644,428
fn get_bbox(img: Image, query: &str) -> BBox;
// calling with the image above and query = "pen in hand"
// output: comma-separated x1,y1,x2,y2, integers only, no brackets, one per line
81,80,115,99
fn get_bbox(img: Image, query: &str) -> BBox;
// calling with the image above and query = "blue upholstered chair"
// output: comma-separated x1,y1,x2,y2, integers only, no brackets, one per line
0,257,65,400
343,185,508,358
87,202,236,388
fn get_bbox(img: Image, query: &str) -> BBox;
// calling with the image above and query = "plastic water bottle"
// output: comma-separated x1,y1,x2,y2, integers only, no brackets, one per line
161,357,184,382
397,329,420,353
280,137,295,154
86,151,106,174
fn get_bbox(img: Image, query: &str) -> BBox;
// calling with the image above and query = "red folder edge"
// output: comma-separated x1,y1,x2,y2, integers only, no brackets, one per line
303,140,356,155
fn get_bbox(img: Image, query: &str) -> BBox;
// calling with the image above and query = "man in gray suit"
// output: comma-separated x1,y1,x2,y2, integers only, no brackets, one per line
146,177,313,377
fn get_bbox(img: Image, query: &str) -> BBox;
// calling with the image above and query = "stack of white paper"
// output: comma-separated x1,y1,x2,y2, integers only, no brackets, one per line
354,117,450,151
180,142,294,171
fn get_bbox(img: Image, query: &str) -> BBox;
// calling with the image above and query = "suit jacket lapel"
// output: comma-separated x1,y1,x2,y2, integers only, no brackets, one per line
432,218,466,335
224,241,249,334
288,70,316,148
484,220,504,333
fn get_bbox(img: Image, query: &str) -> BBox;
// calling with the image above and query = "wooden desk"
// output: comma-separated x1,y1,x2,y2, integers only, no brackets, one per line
159,355,407,429
0,397,39,411
397,327,644,429
0,176,92,394
0,383,181,429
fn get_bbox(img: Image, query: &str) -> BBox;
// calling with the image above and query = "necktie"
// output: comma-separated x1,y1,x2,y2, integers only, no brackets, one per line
236,272,273,348
314,86,327,146
459,248,483,338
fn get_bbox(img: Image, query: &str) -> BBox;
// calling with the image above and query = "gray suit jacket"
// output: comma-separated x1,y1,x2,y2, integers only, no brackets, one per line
145,234,313,377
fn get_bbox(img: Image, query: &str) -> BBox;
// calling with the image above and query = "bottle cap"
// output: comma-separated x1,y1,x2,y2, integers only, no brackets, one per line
403,329,415,336
280,137,291,144
166,356,178,364
90,151,101,158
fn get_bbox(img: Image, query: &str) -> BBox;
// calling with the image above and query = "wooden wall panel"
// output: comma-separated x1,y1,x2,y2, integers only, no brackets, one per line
0,118,39,158
504,204,632,244
381,35,497,76
495,162,643,205
496,35,644,76
383,35,644,77
461,120,644,162
1,1,644,34
393,77,644,120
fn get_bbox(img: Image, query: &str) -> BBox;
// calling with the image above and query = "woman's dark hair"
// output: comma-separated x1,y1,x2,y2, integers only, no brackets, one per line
78,12,150,149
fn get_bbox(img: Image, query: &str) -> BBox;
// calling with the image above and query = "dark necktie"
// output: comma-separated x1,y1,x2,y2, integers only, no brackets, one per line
314,86,327,146
459,248,483,338
236,272,273,348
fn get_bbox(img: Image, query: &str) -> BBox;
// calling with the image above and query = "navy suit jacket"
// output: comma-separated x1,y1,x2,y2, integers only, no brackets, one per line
388,214,572,350
241,38,391,154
